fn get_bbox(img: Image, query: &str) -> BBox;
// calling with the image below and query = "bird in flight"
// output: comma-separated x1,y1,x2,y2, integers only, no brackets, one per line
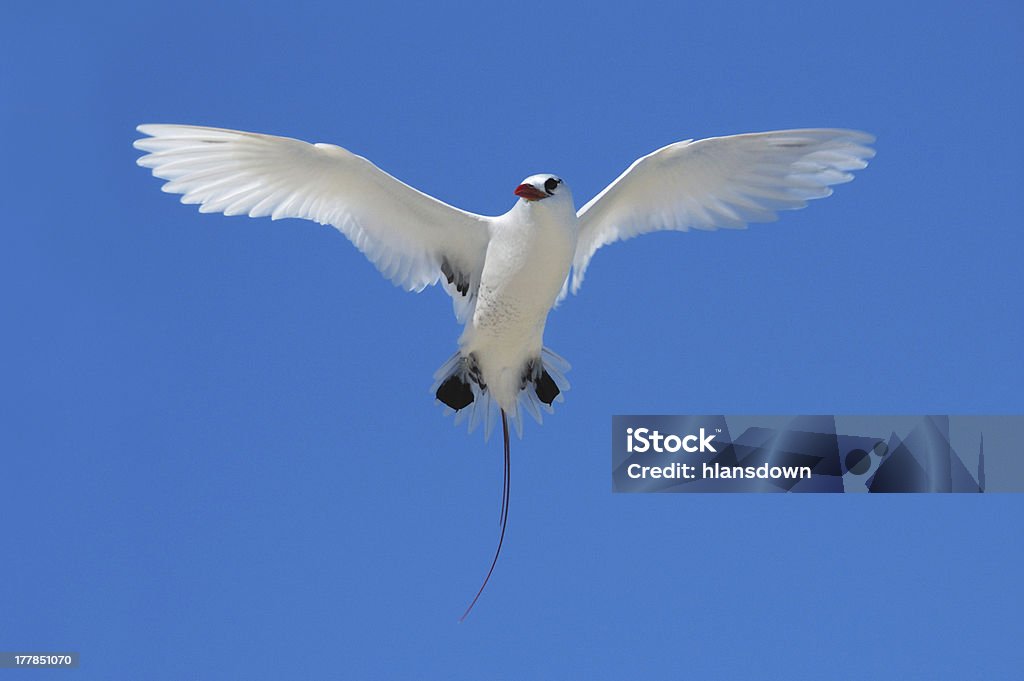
135,124,875,618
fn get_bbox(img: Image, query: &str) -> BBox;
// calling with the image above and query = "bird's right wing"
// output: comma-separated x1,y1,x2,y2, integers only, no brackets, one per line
135,124,491,320
570,129,875,294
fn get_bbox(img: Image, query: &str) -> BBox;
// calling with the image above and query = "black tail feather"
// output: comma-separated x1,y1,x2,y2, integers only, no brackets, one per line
459,409,510,622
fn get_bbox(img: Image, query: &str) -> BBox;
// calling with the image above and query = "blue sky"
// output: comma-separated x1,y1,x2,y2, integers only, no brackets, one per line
3,1,1022,678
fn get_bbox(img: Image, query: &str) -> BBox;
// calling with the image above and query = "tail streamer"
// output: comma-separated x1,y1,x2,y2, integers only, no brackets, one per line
459,409,510,622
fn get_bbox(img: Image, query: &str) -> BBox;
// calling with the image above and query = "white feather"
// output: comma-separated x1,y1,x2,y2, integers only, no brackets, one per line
134,124,490,315
571,129,875,293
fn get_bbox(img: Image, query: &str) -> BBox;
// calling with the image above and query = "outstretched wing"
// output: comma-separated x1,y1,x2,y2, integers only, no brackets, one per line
134,124,491,320
570,129,875,293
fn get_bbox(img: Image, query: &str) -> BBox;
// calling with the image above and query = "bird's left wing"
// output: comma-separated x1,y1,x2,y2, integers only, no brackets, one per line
569,129,875,294
135,124,491,320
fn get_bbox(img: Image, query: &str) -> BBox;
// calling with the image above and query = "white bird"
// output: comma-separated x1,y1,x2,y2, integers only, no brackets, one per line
134,124,875,617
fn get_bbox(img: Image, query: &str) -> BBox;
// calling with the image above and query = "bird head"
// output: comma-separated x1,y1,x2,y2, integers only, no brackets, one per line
514,174,567,202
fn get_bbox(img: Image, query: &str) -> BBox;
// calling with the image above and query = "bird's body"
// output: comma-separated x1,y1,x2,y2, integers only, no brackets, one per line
456,182,577,421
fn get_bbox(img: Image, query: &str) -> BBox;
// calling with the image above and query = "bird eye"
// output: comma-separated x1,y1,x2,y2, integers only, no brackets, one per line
544,177,559,194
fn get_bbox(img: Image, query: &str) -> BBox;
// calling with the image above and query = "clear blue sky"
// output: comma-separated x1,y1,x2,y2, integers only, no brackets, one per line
3,1,1022,679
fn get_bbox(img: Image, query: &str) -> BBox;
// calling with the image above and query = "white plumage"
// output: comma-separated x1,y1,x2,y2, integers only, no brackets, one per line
134,125,875,438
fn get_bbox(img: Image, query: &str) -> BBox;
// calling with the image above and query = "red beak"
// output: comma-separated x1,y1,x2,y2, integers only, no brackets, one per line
514,183,546,201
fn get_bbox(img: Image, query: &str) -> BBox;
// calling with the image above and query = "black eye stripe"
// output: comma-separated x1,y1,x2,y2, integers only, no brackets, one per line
544,177,559,193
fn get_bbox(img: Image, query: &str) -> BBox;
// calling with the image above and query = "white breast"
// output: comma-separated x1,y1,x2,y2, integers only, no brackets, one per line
459,197,577,409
